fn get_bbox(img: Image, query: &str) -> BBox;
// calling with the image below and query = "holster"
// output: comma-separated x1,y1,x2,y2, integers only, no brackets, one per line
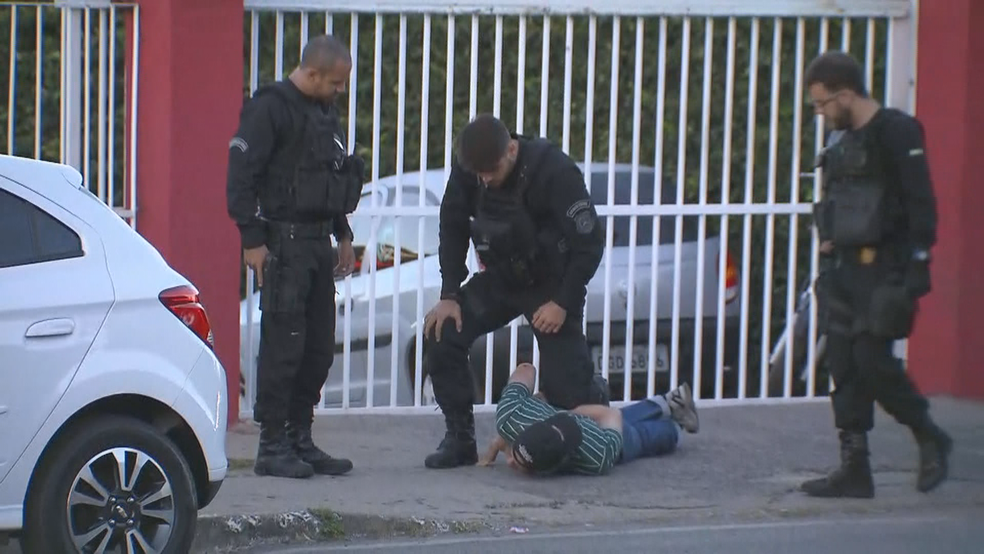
868,283,916,339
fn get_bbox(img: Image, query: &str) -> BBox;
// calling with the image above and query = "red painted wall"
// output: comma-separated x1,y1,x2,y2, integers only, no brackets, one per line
128,0,245,421
909,0,984,399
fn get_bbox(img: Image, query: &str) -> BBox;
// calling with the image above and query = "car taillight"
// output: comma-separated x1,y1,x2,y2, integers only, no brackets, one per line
159,285,214,349
725,251,738,289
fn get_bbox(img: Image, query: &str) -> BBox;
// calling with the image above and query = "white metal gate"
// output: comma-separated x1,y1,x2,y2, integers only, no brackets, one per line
238,0,916,416
0,0,140,226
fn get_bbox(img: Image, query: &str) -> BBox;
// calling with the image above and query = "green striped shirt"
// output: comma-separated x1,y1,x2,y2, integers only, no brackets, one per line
495,382,622,475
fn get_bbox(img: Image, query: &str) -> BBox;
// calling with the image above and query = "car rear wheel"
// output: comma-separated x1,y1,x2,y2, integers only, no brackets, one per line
20,415,198,554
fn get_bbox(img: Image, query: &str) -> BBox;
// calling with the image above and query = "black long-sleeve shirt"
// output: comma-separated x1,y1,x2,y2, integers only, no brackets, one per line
438,138,605,311
877,108,938,253
226,80,353,250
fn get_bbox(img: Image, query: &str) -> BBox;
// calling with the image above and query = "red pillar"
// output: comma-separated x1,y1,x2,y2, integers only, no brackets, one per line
128,0,245,421
909,0,984,399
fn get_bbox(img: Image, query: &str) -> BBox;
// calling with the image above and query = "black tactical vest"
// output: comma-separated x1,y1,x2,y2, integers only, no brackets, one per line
258,83,363,222
815,122,892,248
469,138,555,289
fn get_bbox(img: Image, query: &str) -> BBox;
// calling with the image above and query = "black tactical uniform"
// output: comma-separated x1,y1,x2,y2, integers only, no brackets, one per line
227,79,365,478
805,107,952,497
423,134,608,469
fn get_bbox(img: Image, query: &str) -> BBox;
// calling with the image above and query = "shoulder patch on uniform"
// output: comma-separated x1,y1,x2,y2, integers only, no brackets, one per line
229,137,248,153
574,210,595,234
566,199,596,234
566,199,591,218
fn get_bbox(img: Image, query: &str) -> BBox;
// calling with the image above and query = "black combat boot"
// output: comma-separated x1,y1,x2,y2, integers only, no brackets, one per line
254,422,315,479
911,418,952,493
800,430,875,498
286,420,354,476
424,410,478,469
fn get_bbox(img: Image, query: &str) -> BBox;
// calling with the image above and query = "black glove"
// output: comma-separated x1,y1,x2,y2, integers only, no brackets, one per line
904,259,931,299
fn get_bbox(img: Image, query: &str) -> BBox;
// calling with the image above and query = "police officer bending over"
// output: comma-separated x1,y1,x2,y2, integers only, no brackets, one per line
802,51,952,498
421,114,607,469
226,35,365,479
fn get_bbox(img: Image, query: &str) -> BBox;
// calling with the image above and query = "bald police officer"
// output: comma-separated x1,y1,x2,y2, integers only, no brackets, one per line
803,51,952,498
227,35,364,479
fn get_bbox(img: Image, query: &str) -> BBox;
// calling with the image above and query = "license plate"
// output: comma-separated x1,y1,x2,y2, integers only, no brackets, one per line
591,344,669,375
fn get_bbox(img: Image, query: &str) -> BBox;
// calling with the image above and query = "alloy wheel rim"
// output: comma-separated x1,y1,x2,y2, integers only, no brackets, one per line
66,447,175,553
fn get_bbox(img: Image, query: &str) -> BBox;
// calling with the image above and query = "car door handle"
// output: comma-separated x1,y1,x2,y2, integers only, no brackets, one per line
25,318,76,338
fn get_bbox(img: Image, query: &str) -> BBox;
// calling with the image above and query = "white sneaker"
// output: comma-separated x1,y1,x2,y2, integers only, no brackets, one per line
666,382,699,433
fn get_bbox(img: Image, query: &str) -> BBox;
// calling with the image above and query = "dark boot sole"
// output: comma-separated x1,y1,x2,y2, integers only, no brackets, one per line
917,433,953,493
254,461,315,479
424,451,478,469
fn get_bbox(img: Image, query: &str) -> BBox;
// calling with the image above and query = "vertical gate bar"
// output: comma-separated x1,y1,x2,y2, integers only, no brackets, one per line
493,15,502,118
108,6,116,205
34,5,43,160
342,13,361,409
366,13,383,408
670,17,692,393
300,11,308,57
515,15,526,134
692,17,714,400
759,18,783,399
601,16,620,389
8,6,17,156
415,13,432,407
783,17,806,400
392,12,407,408
865,17,875,93
759,17,782,396
623,16,644,402
443,13,455,183
83,8,91,192
714,16,737,401
128,4,139,230
97,9,107,204
646,16,668,399
469,15,478,120
737,17,760,400
806,17,830,400
275,11,284,79
562,16,573,153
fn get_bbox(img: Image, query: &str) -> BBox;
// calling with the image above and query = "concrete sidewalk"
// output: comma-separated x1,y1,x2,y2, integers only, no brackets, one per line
191,396,984,552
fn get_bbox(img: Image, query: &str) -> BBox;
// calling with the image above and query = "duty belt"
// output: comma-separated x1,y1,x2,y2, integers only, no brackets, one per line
264,219,334,240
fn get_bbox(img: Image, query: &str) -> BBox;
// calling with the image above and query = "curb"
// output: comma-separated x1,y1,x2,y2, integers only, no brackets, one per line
192,509,502,553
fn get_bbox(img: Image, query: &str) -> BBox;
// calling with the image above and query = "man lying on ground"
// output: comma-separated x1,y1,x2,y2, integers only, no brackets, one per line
478,362,699,475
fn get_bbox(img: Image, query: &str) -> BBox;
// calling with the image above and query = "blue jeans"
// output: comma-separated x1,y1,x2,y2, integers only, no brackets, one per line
617,396,680,464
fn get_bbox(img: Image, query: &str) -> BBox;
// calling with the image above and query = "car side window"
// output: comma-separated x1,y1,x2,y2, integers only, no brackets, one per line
0,188,83,269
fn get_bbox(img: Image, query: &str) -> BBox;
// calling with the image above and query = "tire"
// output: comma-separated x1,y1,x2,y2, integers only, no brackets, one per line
20,415,198,554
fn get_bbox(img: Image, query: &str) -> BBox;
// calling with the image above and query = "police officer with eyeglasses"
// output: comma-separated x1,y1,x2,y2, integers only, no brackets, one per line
802,51,951,498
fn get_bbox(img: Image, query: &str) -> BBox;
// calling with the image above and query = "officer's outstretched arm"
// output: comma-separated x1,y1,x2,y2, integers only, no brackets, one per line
545,166,605,311
884,114,938,252
437,162,475,300
227,93,282,250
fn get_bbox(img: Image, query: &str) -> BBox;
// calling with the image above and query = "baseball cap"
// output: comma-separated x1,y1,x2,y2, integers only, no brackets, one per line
511,413,583,474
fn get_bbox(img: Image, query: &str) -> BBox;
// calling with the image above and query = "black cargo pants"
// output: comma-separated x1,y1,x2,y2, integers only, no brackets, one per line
424,271,597,415
817,248,929,433
254,221,337,426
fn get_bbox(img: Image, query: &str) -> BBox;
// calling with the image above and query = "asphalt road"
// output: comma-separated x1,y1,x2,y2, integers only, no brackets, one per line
258,512,984,554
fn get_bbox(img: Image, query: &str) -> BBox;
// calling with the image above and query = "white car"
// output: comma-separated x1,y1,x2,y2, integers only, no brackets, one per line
0,154,228,552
